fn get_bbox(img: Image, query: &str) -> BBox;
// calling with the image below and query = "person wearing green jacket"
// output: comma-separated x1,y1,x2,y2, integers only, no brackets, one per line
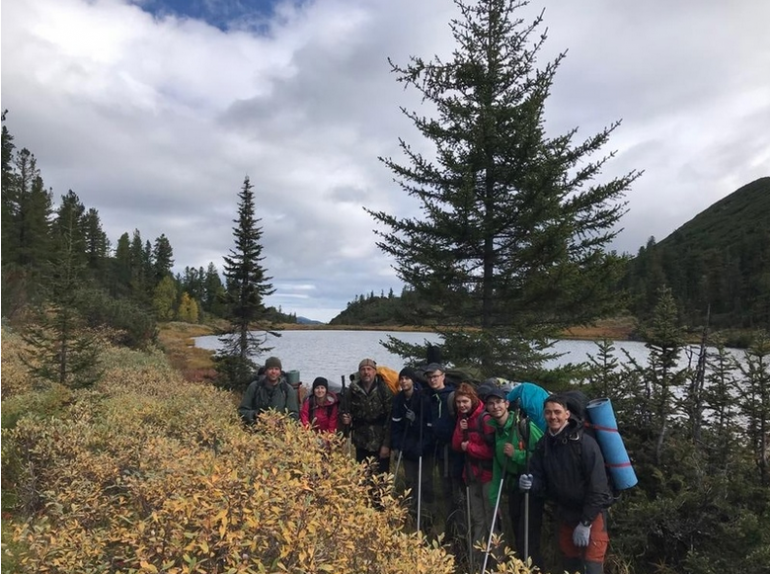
485,387,545,570
238,357,300,424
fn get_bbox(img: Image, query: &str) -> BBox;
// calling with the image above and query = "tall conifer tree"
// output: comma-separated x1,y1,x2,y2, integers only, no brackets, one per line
152,234,174,284
82,207,110,272
22,192,101,388
370,0,640,376
203,262,226,317
216,176,276,390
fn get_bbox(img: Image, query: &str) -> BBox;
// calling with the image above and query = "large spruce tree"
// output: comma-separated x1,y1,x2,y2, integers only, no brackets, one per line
215,176,276,390
370,0,640,376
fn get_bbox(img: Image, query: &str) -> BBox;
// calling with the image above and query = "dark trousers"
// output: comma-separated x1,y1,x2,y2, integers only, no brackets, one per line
508,485,545,569
355,447,390,475
432,446,465,538
404,456,435,509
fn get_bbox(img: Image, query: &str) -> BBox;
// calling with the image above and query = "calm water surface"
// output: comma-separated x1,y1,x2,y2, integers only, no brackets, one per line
194,330,657,390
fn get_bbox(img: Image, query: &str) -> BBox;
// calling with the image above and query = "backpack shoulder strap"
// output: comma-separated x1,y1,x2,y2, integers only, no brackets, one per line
476,412,495,445
447,391,456,418
377,376,391,407
517,414,531,446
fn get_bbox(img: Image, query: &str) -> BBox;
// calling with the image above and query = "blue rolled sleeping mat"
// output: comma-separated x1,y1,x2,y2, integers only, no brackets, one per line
586,398,638,490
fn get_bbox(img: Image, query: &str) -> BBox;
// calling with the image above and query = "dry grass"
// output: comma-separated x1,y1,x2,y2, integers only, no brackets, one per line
560,316,637,341
157,322,218,383
278,323,431,332
282,319,639,338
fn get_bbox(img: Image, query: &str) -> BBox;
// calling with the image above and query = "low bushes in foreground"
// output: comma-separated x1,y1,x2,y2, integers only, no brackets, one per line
1,341,460,573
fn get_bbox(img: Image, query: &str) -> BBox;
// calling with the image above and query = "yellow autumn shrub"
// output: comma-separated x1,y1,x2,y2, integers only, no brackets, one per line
3,341,457,574
1,328,36,400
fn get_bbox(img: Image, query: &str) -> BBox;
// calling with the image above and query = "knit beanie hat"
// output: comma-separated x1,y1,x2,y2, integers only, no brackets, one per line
358,358,377,370
264,356,282,370
398,367,416,381
312,377,329,391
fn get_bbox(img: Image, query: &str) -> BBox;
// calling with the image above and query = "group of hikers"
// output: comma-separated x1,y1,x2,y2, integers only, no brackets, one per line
238,356,615,574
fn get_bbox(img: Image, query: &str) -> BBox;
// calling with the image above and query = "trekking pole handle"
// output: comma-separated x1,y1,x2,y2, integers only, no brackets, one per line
340,375,351,436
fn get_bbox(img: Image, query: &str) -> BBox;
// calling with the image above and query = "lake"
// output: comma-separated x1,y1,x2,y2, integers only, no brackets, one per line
194,330,660,390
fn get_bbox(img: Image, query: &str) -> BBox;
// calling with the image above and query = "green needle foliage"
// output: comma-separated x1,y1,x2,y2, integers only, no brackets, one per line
22,193,103,389
369,0,641,377
215,176,277,391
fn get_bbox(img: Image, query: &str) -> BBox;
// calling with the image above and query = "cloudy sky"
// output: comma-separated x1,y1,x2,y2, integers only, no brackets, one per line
2,0,768,322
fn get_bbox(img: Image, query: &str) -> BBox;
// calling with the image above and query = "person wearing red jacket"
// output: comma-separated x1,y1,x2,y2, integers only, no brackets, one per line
452,382,495,567
300,377,339,433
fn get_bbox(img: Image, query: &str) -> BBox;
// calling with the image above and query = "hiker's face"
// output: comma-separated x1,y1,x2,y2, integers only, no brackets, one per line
426,371,445,390
486,397,508,419
399,376,414,393
456,395,473,414
313,385,327,400
359,365,376,384
544,401,570,432
265,366,281,383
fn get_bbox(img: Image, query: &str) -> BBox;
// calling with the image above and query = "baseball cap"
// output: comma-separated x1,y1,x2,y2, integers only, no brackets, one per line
484,387,508,401
424,363,444,374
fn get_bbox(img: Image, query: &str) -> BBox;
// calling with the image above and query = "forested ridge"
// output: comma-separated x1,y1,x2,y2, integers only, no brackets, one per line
1,112,296,353
625,177,770,330
332,177,770,335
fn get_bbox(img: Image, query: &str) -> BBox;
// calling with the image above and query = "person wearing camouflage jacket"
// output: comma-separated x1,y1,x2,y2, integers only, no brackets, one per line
339,358,394,474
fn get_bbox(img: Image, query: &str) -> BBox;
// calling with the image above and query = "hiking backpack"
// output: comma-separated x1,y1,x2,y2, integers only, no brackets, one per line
560,389,637,501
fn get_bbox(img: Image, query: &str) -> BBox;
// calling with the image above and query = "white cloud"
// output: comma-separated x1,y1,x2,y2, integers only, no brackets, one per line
2,0,769,323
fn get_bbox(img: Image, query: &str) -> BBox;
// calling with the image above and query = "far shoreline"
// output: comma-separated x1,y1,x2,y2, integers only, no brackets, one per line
179,315,639,341
274,316,638,341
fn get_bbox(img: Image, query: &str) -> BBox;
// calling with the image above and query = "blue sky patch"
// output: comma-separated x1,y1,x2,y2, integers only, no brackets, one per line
132,0,281,30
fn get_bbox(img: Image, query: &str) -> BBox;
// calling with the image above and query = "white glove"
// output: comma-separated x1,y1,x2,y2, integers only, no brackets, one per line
573,522,591,547
518,473,533,491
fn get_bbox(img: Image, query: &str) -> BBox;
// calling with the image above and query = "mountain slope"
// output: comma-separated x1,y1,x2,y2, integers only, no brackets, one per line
658,177,770,252
626,177,770,329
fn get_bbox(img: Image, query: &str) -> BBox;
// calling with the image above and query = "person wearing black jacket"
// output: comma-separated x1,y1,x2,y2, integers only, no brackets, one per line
519,395,614,574
423,363,462,538
391,368,434,520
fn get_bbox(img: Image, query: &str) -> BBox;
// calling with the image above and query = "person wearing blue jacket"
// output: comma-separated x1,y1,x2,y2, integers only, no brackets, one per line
391,367,434,520
506,381,550,432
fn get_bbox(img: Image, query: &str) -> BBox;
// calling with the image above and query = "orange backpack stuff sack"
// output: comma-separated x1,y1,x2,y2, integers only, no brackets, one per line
376,365,400,395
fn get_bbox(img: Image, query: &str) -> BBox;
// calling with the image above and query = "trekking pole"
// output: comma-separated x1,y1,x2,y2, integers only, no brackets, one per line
393,418,409,494
462,414,474,573
417,454,423,532
465,481,473,571
416,395,424,533
483,407,518,574
393,449,404,484
341,375,352,458
482,473,505,574
520,415,532,564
